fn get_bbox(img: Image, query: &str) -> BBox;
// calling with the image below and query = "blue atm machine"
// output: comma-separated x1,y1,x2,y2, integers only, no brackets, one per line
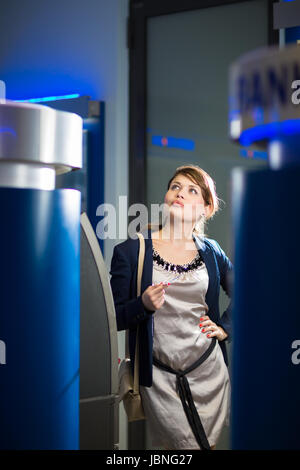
44,95,119,450
0,98,82,449
229,43,300,449
0,92,119,449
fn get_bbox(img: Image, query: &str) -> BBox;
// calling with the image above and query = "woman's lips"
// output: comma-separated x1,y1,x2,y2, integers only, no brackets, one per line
172,201,184,207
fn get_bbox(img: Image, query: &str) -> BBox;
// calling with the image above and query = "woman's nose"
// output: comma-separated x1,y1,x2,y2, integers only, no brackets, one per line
177,190,185,198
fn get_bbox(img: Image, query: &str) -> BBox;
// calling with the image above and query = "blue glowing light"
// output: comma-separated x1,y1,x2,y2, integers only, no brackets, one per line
152,135,195,151
239,120,300,146
14,94,80,103
239,148,268,160
0,127,16,137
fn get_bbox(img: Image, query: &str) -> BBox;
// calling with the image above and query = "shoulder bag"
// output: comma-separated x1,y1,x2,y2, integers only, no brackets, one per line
117,232,146,422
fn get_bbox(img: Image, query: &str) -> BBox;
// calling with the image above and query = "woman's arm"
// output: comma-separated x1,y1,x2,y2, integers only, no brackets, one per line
210,240,234,342
109,243,152,331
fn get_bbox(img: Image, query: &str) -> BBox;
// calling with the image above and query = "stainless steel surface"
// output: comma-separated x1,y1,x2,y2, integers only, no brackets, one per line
229,43,300,145
80,212,119,449
0,81,5,99
0,100,82,175
80,396,119,450
0,162,55,190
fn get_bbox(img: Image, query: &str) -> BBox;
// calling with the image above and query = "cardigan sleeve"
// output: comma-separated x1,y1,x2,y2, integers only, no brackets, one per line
210,239,234,343
109,243,154,331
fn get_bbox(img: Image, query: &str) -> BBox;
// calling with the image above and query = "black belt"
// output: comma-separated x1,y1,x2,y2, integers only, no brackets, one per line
153,337,217,451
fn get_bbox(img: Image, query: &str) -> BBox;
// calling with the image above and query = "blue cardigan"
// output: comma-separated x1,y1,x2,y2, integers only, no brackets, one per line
109,228,233,387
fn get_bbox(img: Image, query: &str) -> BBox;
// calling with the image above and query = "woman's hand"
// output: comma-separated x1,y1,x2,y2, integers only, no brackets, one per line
142,282,170,312
199,315,228,341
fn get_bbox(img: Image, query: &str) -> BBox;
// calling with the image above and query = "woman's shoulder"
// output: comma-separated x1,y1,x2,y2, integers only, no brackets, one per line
112,230,148,261
113,235,138,255
203,237,224,253
193,234,223,253
196,235,230,261
203,237,233,273
114,228,151,249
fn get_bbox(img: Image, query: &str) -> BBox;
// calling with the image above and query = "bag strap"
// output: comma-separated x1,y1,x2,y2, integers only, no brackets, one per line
133,233,145,393
125,232,145,393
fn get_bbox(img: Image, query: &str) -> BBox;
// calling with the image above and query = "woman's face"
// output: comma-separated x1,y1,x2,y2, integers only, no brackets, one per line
163,173,208,226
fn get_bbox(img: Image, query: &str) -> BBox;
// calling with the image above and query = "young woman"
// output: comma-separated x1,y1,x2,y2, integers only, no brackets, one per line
110,164,233,450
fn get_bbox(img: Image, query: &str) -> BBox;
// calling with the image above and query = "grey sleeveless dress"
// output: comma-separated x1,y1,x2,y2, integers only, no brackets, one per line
140,249,231,450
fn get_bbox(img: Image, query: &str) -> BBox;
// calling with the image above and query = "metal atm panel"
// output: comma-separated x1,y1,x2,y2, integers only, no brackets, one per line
80,213,119,450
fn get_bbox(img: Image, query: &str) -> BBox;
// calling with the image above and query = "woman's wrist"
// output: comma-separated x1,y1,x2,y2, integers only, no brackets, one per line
217,326,228,341
141,293,155,315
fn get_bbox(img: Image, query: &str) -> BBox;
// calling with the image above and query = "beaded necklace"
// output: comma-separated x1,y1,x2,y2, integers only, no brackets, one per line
152,246,204,274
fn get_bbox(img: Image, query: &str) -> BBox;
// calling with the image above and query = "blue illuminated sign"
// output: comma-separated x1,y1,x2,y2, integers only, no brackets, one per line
151,135,195,151
15,94,80,103
237,65,300,113
240,119,300,145
239,148,268,160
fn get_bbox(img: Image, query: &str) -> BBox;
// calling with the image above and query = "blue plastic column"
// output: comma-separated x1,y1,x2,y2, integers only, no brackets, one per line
0,188,80,449
231,136,300,449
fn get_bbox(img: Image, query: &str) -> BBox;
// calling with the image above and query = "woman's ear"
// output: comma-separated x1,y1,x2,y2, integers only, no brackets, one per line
204,203,212,219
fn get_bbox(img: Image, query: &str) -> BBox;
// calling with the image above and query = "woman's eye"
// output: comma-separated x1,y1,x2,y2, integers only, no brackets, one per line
171,184,198,194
